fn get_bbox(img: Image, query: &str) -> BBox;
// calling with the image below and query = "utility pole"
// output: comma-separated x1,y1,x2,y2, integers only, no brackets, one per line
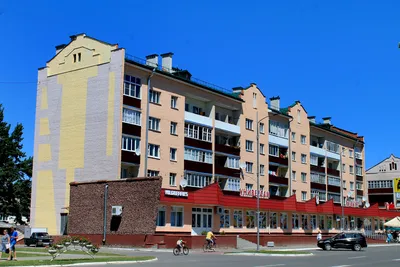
256,111,260,251
143,68,156,177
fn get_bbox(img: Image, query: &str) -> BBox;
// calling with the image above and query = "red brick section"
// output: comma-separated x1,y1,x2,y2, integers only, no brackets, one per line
68,177,162,237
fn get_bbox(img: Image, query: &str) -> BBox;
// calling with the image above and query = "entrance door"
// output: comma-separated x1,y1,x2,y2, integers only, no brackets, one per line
191,207,213,235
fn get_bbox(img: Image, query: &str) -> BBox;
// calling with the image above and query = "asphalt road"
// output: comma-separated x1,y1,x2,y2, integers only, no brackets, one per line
105,245,400,267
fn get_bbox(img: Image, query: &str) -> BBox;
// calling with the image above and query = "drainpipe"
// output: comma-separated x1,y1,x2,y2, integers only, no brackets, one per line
102,184,109,245
143,67,157,177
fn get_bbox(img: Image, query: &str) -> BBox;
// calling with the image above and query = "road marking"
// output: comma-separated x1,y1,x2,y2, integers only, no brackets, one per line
254,264,285,267
348,256,366,259
393,259,400,261
331,265,351,267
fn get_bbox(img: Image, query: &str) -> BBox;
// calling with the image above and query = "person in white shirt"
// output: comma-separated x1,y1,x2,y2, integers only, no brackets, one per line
317,231,322,241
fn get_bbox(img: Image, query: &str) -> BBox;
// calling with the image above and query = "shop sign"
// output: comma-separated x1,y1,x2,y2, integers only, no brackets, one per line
394,178,400,208
345,199,361,208
240,189,270,199
165,190,188,198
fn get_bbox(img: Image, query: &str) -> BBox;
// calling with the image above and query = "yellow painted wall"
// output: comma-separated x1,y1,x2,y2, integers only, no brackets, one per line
38,144,52,162
39,118,50,136
35,170,57,234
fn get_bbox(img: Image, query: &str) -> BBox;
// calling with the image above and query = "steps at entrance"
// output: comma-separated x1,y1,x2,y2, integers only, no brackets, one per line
237,236,268,249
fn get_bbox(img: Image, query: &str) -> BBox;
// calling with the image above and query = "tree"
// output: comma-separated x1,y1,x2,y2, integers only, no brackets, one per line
0,104,33,224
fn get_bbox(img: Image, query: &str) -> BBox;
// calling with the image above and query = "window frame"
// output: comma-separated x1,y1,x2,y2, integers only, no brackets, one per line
170,206,184,227
170,147,177,161
169,173,176,186
171,96,178,109
149,90,161,104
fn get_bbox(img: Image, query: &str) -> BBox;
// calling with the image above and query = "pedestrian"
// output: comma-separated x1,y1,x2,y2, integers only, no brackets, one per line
7,227,17,261
317,230,322,241
1,229,10,259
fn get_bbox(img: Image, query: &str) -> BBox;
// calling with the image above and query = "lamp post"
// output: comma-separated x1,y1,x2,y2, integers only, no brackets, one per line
340,146,344,231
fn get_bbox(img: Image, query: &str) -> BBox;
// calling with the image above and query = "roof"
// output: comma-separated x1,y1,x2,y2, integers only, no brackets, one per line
70,177,161,186
366,154,400,172
311,122,364,143
279,102,298,115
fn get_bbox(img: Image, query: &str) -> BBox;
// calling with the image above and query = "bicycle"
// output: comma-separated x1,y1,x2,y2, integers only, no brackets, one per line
203,239,216,252
173,244,189,256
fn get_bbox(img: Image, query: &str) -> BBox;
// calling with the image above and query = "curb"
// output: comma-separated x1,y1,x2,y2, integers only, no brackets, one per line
225,253,313,257
8,257,158,267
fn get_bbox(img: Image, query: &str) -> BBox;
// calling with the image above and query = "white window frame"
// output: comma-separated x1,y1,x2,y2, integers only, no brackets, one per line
147,170,159,176
169,173,176,186
170,206,184,227
220,209,230,228
301,154,307,164
301,135,306,144
260,164,265,176
122,107,141,126
269,120,289,138
245,119,253,130
269,144,279,157
184,172,212,188
121,135,140,153
259,123,265,134
260,143,265,155
301,172,307,183
184,123,212,142
225,157,240,169
148,144,160,158
149,117,160,131
310,154,318,166
246,140,254,152
291,170,296,181
292,151,296,162
170,148,177,161
170,122,177,135
171,96,178,109
226,178,240,191
246,162,253,173
184,147,212,164
149,90,161,104
349,165,354,174
301,191,307,201
124,75,141,99
292,132,296,142
292,213,299,229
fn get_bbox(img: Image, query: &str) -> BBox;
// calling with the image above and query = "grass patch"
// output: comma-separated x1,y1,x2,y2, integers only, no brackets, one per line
227,250,311,255
0,256,155,266
16,248,121,256
1,252,49,258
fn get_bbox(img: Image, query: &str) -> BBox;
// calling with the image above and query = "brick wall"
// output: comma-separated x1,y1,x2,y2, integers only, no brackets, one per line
68,177,162,237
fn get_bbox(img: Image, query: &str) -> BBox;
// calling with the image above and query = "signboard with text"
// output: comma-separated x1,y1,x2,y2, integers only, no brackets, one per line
240,189,270,199
394,178,400,208
164,190,188,198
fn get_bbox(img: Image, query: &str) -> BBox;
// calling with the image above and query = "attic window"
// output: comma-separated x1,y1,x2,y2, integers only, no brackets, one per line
73,54,77,63
78,53,81,62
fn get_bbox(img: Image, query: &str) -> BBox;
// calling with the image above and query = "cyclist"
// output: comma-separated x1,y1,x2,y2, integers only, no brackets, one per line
176,237,186,254
206,231,216,249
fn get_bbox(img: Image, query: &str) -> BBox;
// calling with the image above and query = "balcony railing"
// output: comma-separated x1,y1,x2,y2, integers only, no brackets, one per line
310,165,326,174
269,174,288,186
327,168,340,177
355,152,362,160
311,173,326,184
328,176,341,187
215,143,240,156
269,155,288,166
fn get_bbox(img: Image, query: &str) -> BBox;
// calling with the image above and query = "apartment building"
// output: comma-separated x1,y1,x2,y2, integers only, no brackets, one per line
367,154,400,209
31,34,395,236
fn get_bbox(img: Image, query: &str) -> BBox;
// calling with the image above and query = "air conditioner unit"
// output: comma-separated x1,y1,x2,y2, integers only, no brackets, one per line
216,206,224,215
111,206,123,216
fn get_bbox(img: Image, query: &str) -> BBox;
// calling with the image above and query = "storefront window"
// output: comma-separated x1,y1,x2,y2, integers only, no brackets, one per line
156,206,166,227
327,216,332,230
292,213,299,229
350,216,355,230
302,215,309,230
246,210,256,228
270,212,278,229
171,206,184,227
311,215,317,230
220,209,230,228
319,215,325,230
374,219,379,231
280,213,288,229
357,218,363,230
233,210,243,228
379,219,384,230
259,211,267,229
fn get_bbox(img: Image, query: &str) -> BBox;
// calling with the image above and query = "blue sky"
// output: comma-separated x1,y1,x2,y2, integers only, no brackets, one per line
0,0,399,169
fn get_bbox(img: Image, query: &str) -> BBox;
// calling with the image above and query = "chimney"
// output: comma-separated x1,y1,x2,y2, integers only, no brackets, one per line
270,96,280,110
55,44,67,55
308,116,316,123
145,54,159,68
322,117,332,125
160,52,174,73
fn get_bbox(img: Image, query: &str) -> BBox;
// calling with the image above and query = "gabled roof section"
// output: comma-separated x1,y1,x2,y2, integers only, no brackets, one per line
241,83,266,98
280,100,308,114
367,154,400,172
310,122,364,143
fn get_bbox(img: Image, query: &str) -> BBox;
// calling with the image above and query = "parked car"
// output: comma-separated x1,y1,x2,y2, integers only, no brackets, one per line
318,232,367,251
24,232,53,247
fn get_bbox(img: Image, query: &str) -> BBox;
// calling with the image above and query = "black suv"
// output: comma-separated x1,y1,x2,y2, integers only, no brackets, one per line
318,232,367,251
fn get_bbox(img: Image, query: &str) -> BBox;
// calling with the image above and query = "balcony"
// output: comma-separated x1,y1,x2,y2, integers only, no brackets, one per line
184,160,212,173
121,150,140,164
123,95,141,109
215,120,240,135
356,189,363,196
327,185,341,193
184,111,212,128
122,123,141,137
311,165,326,174
269,174,288,186
184,137,212,150
355,152,362,160
327,168,340,177
311,182,326,191
310,145,326,157
269,134,289,147
215,166,240,178
269,155,288,166
215,143,240,156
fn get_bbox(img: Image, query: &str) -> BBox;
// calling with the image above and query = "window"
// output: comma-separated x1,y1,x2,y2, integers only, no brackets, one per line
226,178,240,191
121,135,140,153
149,117,160,131
301,154,307,164
270,212,277,229
301,135,306,144
170,122,177,135
184,123,212,142
147,170,159,177
292,213,299,229
280,213,288,229
302,214,309,230
269,120,289,138
73,54,76,63
226,157,240,169
311,215,317,229
253,93,257,108
149,90,160,104
246,140,254,152
310,154,318,166
269,145,279,157
342,164,346,173
260,164,265,176
245,119,253,130
246,183,253,190
311,173,326,184
326,141,339,153
184,172,212,188
246,211,256,228
349,165,354,174
124,75,141,99
78,53,81,62
233,210,243,228
260,185,265,191
192,106,202,114
156,206,166,226
171,206,184,227
184,148,212,163
356,166,363,176
260,144,265,155
297,109,301,123
259,211,267,229
349,149,354,158
356,182,363,190
291,132,296,141
291,171,296,181
169,173,176,186
148,144,160,158
328,176,340,186
343,180,346,189
220,209,230,228
259,123,265,134
171,96,178,109
170,148,177,161
192,208,212,228
246,162,253,173
292,151,296,161
122,108,141,126
301,172,307,183
327,216,333,230
301,191,307,201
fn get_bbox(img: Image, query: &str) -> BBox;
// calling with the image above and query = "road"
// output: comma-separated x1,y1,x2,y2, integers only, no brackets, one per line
104,245,400,267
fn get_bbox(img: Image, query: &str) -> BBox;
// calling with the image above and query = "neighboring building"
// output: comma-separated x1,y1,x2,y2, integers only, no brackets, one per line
367,154,400,208
32,34,391,237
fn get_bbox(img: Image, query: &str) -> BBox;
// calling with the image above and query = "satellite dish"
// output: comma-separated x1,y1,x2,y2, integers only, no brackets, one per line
180,179,188,188
316,195,320,205
365,202,370,208
239,163,246,169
